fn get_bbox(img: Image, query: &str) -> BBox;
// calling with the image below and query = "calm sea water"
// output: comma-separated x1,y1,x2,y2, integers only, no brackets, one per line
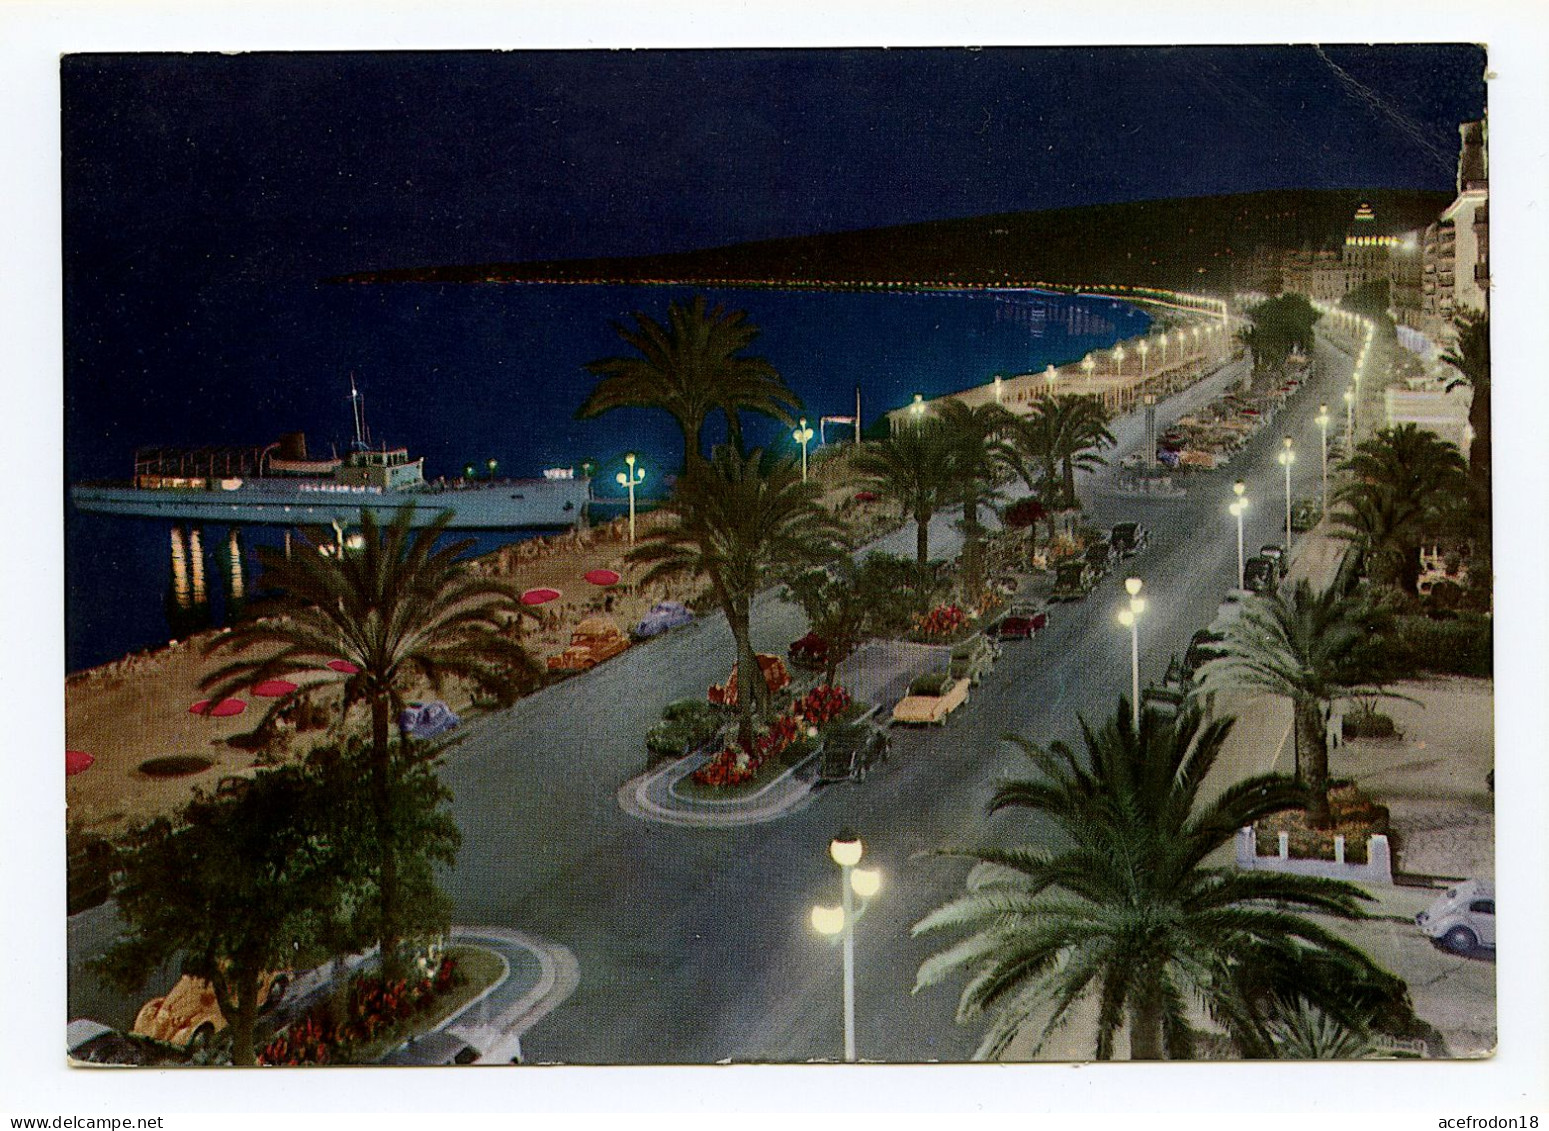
64,283,1148,671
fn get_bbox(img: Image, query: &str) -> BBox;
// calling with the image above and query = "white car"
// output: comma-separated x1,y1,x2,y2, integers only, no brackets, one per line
1416,879,1495,953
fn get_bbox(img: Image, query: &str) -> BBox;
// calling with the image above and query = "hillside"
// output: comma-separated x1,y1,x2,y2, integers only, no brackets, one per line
333,188,1452,293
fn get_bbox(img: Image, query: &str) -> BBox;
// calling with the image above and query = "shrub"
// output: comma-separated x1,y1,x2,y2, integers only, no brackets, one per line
1388,614,1492,677
1344,705,1397,740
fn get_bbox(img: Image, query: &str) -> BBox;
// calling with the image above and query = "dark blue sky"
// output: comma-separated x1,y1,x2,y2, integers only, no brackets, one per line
63,46,1486,281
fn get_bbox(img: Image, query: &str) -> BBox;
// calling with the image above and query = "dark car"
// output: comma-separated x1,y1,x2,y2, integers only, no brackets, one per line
1083,541,1114,578
1109,522,1149,558
1182,629,1225,681
1259,543,1288,577
992,602,1049,640
816,721,890,784
1049,560,1095,602
1243,555,1278,594
787,631,830,669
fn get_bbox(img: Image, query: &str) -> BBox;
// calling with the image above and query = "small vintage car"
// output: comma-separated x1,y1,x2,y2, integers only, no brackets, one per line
1243,555,1279,594
397,700,459,739
547,616,630,672
890,671,969,726
133,971,288,1050
1049,560,1096,602
787,631,830,670
1109,522,1150,558
991,602,1049,641
949,634,1000,686
1416,879,1495,953
708,653,791,707
815,720,890,784
634,600,694,638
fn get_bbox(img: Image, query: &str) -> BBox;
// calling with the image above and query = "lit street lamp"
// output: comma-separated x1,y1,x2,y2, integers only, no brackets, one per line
1117,578,1146,729
793,417,815,481
1045,364,1057,396
1315,403,1331,517
1229,480,1248,590
910,392,925,424
993,375,1003,403
616,452,645,544
1158,331,1169,366
1137,339,1149,376
810,831,882,1062
1081,353,1095,383
1343,386,1355,453
486,457,498,480
1276,437,1295,549
1112,344,1125,377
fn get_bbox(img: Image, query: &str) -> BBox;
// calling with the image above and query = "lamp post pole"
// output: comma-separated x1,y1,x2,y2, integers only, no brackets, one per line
811,832,880,1062
616,453,645,544
1316,404,1330,518
1118,578,1146,729
1230,480,1247,590
793,418,814,482
1343,387,1354,454
1277,437,1295,548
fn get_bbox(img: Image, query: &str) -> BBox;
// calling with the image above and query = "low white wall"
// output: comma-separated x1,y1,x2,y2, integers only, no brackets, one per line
1235,826,1393,886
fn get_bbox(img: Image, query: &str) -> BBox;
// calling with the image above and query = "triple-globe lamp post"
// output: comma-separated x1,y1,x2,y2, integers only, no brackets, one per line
1117,578,1146,729
810,831,882,1062
793,417,815,482
1276,437,1295,549
616,452,645,544
1229,480,1248,590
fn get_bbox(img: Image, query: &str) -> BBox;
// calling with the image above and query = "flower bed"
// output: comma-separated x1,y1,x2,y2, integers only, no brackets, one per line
258,950,492,1066
687,685,854,791
1255,783,1391,865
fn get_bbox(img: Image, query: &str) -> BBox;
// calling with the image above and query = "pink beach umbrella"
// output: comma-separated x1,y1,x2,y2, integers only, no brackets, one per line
327,660,361,675
252,679,299,697
189,698,246,718
520,587,562,605
66,749,94,776
583,569,620,587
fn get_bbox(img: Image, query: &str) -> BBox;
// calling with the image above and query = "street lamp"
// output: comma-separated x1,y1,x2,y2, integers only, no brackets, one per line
910,393,925,425
486,457,498,480
793,417,815,481
1081,353,1095,383
1158,331,1169,366
1315,403,1331,517
1137,339,1149,376
1343,386,1355,452
810,830,881,1062
1112,344,1125,377
993,375,1003,404
1229,481,1248,590
1045,364,1057,396
1276,437,1295,549
1117,578,1146,729
616,452,645,544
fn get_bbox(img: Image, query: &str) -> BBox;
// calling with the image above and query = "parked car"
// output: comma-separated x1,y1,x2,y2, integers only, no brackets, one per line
1416,879,1495,953
949,634,1000,686
787,631,830,670
890,672,969,726
991,602,1049,640
1290,498,1320,532
1109,522,1150,558
1259,543,1288,577
1182,629,1225,681
133,971,289,1049
68,1019,151,1066
1211,589,1253,631
1049,560,1096,602
634,600,694,638
816,720,890,783
397,700,459,740
1083,540,1114,578
1243,556,1279,594
547,616,630,671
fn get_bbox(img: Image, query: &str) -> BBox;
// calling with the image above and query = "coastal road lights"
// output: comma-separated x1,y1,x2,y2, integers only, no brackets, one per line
1117,578,1146,730
1277,438,1296,549
1137,339,1149,377
1158,331,1170,367
1229,481,1248,590
993,375,1003,404
1315,403,1331,517
1112,344,1125,377
1343,387,1355,453
1045,364,1058,396
910,393,925,425
810,831,882,1062
616,452,645,544
1192,325,1201,357
1081,354,1095,383
793,417,814,481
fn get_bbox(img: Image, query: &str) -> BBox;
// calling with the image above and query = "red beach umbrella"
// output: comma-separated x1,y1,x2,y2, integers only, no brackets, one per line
252,679,299,697
66,749,94,776
327,660,361,674
189,699,211,715
583,569,620,587
520,587,562,605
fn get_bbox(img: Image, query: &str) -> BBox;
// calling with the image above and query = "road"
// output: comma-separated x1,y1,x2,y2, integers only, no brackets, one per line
432,336,1357,1063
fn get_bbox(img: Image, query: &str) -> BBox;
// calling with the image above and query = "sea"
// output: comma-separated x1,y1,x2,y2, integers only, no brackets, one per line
64,283,1149,672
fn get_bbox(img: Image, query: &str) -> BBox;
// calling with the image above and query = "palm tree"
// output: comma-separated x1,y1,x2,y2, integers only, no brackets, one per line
201,508,541,971
1331,424,1468,594
1194,580,1395,828
935,399,1017,597
1013,394,1115,509
850,422,954,567
913,701,1411,1060
1439,307,1489,502
629,445,842,746
577,295,801,468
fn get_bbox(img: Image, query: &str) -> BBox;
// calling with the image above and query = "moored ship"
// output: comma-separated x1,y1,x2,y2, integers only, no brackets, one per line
71,381,590,530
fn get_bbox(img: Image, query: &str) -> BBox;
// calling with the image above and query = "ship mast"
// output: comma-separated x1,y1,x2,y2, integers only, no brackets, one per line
348,373,372,452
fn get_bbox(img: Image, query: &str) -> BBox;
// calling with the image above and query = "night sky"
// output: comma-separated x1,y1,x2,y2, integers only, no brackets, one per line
62,46,1487,284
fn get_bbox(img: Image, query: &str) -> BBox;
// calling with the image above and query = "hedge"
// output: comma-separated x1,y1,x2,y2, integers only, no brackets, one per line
1390,614,1493,677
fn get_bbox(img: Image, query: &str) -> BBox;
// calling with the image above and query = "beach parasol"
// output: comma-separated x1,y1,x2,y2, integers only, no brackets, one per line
252,679,299,697
327,660,361,674
520,587,562,605
583,569,620,587
66,749,94,775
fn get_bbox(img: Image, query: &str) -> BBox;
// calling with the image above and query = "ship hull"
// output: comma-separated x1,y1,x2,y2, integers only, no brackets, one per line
71,479,591,530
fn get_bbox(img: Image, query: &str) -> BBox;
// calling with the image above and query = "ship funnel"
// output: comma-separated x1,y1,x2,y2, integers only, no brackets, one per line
277,432,309,461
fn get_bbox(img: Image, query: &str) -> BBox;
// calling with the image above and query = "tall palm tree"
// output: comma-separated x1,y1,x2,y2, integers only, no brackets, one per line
913,701,1410,1060
629,446,842,746
1439,307,1489,502
1015,394,1115,509
577,295,801,468
1331,424,1468,594
935,399,1017,597
1194,579,1394,827
201,508,541,970
850,422,954,567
